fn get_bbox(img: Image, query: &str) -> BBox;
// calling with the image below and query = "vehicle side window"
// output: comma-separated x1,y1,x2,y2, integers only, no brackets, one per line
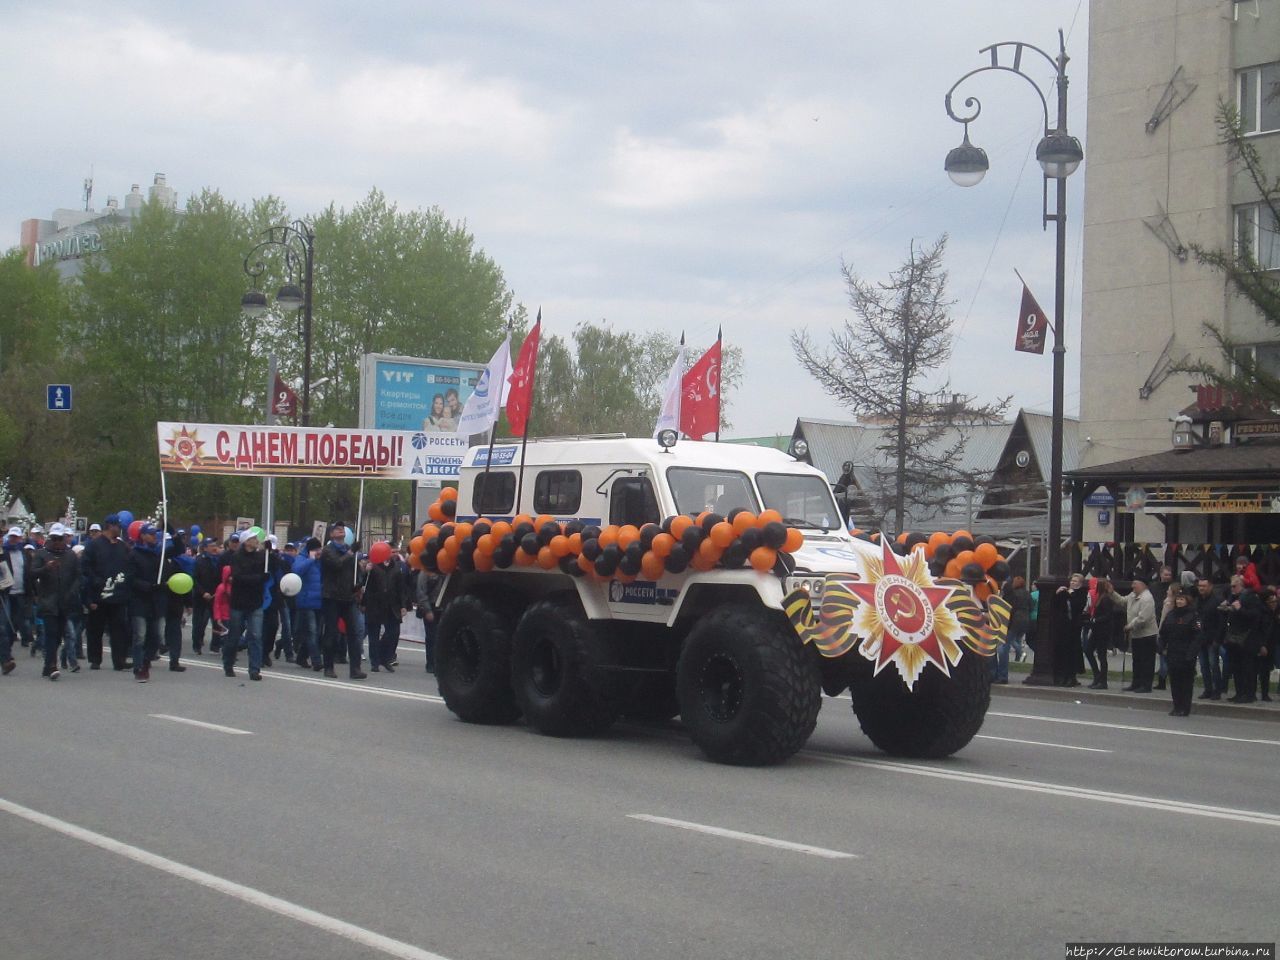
533,470,582,515
610,476,660,527
472,471,516,515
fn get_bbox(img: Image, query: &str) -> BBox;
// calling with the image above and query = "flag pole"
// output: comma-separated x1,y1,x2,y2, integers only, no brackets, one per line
158,466,168,585
478,320,513,513
354,478,365,586
715,326,722,443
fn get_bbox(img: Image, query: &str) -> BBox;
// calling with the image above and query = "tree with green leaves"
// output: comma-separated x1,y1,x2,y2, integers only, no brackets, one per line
791,236,1008,533
1176,102,1280,404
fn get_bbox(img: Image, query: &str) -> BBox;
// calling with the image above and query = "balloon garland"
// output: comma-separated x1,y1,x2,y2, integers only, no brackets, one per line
413,491,806,581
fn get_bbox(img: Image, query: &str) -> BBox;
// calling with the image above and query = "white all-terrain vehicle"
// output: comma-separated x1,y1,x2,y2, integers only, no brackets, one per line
421,435,1008,766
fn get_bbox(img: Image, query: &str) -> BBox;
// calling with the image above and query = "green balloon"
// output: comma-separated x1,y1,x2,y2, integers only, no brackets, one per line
167,572,194,595
245,526,264,542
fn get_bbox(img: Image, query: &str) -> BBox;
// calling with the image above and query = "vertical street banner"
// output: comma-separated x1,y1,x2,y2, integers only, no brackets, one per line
156,422,470,480
1014,281,1049,354
271,373,298,418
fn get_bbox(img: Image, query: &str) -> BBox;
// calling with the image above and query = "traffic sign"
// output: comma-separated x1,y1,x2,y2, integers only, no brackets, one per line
47,384,72,411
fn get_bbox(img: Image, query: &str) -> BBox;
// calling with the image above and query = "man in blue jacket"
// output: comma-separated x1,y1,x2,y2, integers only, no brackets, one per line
290,538,324,670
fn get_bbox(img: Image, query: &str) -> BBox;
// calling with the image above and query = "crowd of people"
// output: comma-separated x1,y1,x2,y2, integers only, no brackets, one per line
0,515,439,684
1029,555,1278,716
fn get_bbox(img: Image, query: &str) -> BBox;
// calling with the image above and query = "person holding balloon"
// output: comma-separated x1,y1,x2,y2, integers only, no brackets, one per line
162,531,195,671
363,541,409,672
126,524,174,683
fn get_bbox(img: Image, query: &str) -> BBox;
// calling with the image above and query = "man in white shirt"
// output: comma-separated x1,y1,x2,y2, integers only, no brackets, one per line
1124,578,1159,693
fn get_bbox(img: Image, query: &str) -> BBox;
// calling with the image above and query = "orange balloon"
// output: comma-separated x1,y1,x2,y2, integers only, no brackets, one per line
577,553,595,575
651,533,675,558
535,514,556,531
670,516,694,539
439,487,458,501
422,524,440,541
951,529,971,543
710,521,735,549
514,547,536,567
732,511,757,535
698,538,722,563
757,509,783,527
690,551,717,572
549,535,572,558
443,536,461,558
975,582,992,602
945,559,962,579
568,532,583,554
953,549,975,568
974,542,999,570
696,511,712,527
476,534,496,556
928,530,950,550
428,502,445,523
407,552,422,571
473,551,495,572
536,546,557,569
410,536,425,555
641,551,666,580
749,547,777,572
598,525,620,548
618,525,641,549
513,514,534,530
489,520,512,540
782,528,804,553
436,551,457,574
897,531,909,544
452,522,473,543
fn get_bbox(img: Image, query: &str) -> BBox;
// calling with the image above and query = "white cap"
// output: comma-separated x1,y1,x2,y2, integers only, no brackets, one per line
5,526,22,538
31,524,44,534
47,523,69,538
22,544,34,550
72,544,85,554
89,523,102,531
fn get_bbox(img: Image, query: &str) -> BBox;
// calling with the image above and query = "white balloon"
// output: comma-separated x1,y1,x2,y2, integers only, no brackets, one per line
279,572,303,597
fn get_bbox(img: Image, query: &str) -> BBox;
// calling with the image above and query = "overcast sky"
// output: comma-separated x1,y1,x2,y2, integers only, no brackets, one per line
1,0,1089,438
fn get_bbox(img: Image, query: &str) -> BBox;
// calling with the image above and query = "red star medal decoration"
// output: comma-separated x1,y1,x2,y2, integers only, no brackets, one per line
164,425,206,472
846,542,966,689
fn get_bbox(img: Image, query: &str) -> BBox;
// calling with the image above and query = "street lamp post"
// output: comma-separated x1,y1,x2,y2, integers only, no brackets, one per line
944,30,1082,686
242,220,316,535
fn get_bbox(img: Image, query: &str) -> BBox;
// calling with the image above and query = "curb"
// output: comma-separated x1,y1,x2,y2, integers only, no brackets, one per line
991,682,1280,724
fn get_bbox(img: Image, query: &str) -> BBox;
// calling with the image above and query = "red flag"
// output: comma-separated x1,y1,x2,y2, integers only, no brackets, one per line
271,373,299,418
506,313,541,437
1014,283,1049,354
681,336,721,439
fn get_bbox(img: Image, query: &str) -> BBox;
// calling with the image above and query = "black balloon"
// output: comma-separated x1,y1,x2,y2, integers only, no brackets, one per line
680,525,703,553
624,542,645,564
639,524,661,549
456,551,474,572
960,562,985,584
776,552,797,574
581,525,601,542
762,521,787,549
520,533,540,556
441,499,456,518
726,507,744,522
472,521,492,538
951,536,974,553
659,516,675,534
438,524,455,541
581,538,602,561
721,543,746,569
739,527,763,551
536,523,558,547
933,544,953,563
493,547,514,569
618,553,642,576
513,522,535,541
563,519,585,537
989,560,1011,583
701,513,724,534
905,531,928,548
559,556,580,576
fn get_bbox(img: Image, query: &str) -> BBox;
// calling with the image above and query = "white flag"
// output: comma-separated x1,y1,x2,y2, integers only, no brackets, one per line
455,334,512,436
653,341,685,440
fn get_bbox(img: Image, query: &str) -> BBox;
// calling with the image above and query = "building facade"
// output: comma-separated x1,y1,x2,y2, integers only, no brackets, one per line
1079,0,1280,549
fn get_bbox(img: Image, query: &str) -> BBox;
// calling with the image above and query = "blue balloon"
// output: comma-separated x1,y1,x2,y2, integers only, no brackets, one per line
343,526,355,546
190,524,201,537
118,510,134,528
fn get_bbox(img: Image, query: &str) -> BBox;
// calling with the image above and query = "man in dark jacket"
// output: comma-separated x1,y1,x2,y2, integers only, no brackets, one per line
1194,578,1225,700
320,521,365,680
30,523,81,680
82,515,132,670
191,538,222,655
364,550,410,672
225,528,269,680
127,525,172,683
1223,574,1264,703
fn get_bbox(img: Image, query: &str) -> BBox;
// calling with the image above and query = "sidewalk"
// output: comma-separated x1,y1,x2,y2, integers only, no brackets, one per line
994,660,1280,723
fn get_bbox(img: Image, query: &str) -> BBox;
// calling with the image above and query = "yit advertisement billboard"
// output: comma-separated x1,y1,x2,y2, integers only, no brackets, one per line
358,354,485,433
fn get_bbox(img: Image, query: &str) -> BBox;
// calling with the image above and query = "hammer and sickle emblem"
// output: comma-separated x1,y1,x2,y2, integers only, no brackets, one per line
887,590,918,621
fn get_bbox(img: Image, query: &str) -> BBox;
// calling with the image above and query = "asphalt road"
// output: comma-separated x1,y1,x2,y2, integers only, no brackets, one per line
1,646,1276,960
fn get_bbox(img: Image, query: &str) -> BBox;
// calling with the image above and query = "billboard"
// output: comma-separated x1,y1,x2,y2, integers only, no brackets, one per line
358,354,485,433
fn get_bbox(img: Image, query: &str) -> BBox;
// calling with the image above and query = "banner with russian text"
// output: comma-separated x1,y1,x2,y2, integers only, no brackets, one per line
156,422,472,480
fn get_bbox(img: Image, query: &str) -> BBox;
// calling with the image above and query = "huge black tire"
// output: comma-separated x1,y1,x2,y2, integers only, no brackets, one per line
511,600,618,737
435,593,521,725
849,649,990,758
676,605,821,766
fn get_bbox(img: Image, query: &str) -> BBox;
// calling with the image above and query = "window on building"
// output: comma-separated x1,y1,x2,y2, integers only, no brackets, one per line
1235,202,1280,269
533,470,582,515
471,471,516,515
1237,62,1280,134
609,476,660,527
1232,342,1280,379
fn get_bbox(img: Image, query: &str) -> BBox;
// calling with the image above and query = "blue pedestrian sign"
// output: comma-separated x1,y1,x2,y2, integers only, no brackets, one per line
47,384,72,411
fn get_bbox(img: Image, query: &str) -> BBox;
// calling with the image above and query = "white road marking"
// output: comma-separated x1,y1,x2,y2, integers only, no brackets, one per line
0,797,452,960
627,814,858,859
148,714,253,736
804,751,1280,827
973,734,1111,753
178,658,443,703
988,710,1280,747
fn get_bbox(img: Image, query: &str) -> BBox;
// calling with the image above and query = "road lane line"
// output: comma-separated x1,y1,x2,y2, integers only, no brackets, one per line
627,814,858,859
988,710,1280,747
148,714,253,736
803,751,1280,826
974,734,1111,753
178,659,444,703
0,797,453,960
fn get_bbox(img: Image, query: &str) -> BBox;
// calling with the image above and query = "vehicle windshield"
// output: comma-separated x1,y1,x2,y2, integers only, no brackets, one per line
755,472,842,531
666,468,759,516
